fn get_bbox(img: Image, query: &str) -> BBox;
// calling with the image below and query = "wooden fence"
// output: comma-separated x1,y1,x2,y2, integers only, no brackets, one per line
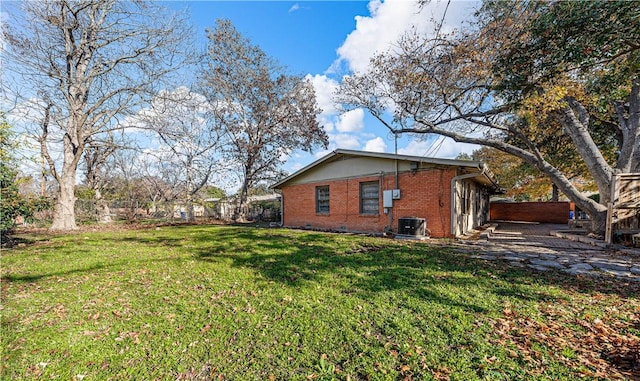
490,202,570,224
606,173,640,244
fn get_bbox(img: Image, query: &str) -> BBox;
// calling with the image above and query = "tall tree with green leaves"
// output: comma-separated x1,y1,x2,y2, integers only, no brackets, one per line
2,0,191,230
337,0,639,233
202,19,328,220
0,116,50,244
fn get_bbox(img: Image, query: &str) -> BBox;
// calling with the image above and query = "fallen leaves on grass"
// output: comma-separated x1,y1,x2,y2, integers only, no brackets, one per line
115,331,140,344
489,301,640,379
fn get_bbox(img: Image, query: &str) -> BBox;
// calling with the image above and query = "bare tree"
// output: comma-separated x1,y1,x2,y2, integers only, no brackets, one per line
99,148,180,221
134,87,222,221
202,19,328,220
336,1,639,233
82,131,129,223
2,0,192,230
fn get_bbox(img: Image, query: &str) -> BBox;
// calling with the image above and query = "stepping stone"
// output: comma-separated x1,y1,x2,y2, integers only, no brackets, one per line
471,254,497,261
631,266,640,275
587,260,629,272
517,253,542,259
529,259,565,269
503,255,526,262
565,263,593,275
600,268,633,278
528,264,553,271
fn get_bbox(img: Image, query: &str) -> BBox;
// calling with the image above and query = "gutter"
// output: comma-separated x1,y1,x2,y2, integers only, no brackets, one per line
450,164,486,237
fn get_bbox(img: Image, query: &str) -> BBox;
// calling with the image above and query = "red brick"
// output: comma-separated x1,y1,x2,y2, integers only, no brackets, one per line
490,202,569,224
281,169,456,238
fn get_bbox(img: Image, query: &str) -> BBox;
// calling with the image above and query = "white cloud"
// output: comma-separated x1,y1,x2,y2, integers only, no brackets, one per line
398,137,479,159
363,136,387,153
288,4,300,13
398,139,429,156
308,76,364,134
335,0,421,73
333,0,476,73
336,108,364,132
308,74,339,132
312,132,362,159
331,133,361,150
283,1,479,177
309,74,338,114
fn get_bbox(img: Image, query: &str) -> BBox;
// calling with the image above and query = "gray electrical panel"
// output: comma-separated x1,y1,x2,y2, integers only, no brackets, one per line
383,190,393,208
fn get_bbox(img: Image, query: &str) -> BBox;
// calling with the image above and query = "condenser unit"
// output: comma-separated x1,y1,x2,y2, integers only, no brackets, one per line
398,217,426,237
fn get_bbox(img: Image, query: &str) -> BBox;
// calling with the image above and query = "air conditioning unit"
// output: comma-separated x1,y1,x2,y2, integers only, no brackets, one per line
398,217,426,237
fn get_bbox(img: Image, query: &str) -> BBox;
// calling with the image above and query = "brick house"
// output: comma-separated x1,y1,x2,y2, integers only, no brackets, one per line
271,149,501,238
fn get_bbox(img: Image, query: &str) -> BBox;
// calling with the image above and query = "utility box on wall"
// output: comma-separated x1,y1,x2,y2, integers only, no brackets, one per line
383,189,401,208
383,190,394,208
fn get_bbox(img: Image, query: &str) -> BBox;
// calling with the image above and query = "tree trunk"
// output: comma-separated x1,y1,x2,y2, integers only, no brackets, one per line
50,171,78,230
185,171,196,222
234,179,250,222
554,98,613,205
590,209,608,236
50,123,83,230
535,159,608,233
186,199,196,222
615,78,640,172
551,183,559,202
94,189,112,224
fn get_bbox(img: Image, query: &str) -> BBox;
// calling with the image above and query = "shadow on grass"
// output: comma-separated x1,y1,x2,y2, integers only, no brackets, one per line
1,263,109,283
152,227,632,314
9,225,636,302
187,227,640,300
120,235,185,247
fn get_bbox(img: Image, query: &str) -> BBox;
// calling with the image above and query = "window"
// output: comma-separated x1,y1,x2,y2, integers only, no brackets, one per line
316,185,330,214
360,181,379,215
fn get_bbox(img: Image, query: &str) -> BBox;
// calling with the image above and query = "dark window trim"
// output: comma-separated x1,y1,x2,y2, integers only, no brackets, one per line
316,185,330,214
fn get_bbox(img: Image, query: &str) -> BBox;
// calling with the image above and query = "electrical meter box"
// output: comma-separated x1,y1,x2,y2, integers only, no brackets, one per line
383,190,393,208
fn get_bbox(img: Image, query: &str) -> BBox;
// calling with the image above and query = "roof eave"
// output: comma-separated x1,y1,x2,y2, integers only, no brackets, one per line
270,148,495,189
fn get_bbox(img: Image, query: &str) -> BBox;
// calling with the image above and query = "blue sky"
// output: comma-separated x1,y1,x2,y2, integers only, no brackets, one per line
2,0,481,190
173,1,370,75
170,0,481,173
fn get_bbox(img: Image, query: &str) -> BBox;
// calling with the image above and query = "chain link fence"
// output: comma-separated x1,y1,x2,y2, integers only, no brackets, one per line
73,198,281,225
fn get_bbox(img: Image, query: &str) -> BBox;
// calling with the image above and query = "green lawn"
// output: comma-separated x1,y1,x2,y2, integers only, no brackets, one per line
1,225,638,380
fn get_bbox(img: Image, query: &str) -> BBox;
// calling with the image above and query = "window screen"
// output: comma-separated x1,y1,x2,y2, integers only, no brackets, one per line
360,181,379,215
316,185,330,213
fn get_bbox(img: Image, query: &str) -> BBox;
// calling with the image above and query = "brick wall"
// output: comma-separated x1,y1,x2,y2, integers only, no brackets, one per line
490,202,569,224
281,169,456,237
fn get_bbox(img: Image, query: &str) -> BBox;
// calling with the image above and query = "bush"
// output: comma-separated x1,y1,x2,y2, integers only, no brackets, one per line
0,118,51,244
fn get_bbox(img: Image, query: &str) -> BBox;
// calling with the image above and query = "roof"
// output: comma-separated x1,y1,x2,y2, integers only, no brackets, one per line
271,149,500,190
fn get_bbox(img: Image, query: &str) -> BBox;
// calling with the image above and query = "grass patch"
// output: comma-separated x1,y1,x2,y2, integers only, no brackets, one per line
1,225,639,380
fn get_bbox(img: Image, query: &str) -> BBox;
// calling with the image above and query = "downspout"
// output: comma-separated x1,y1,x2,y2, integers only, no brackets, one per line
450,164,485,237
274,188,284,226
